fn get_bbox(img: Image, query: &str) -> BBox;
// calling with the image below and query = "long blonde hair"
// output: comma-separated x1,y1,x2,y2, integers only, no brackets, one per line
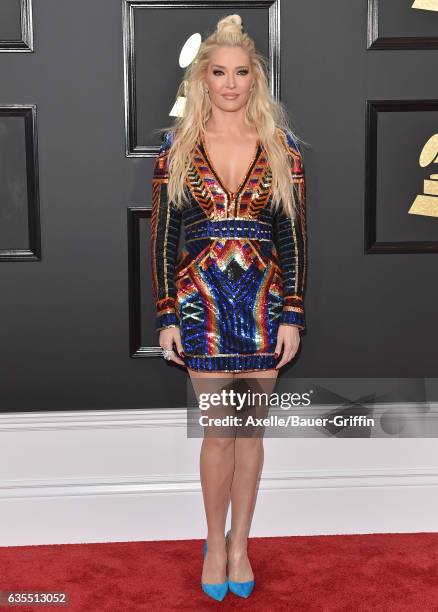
156,14,308,221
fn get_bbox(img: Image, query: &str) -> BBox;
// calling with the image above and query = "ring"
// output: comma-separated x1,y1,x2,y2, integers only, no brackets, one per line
162,348,174,360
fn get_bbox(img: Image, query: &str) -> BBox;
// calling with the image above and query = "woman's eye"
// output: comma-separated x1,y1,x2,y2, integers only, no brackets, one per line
212,70,249,76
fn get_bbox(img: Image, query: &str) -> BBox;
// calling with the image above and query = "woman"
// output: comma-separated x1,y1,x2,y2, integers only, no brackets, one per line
150,14,308,602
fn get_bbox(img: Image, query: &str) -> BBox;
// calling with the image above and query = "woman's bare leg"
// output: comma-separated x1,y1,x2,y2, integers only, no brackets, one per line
187,367,236,585
227,369,279,582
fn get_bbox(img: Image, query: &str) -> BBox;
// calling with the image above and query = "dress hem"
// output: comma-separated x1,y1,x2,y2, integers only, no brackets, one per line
183,353,279,373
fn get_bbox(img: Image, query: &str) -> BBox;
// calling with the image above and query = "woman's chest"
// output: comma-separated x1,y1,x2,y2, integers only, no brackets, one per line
185,142,273,219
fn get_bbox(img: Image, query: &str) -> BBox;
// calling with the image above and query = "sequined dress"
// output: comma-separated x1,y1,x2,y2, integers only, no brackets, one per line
150,128,307,372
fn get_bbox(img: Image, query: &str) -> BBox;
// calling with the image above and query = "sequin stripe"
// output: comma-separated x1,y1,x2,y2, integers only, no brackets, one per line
174,241,213,281
149,178,161,303
298,173,307,296
156,297,177,315
150,145,183,330
284,130,307,297
281,294,305,329
150,179,181,302
288,150,307,297
269,132,307,330
247,169,272,216
185,236,273,243
185,163,216,218
273,218,303,296
185,216,272,229
253,265,275,351
191,150,227,217
283,295,304,312
153,150,170,182
150,145,170,303
185,218,273,242
189,263,219,355
183,353,278,372
214,239,261,272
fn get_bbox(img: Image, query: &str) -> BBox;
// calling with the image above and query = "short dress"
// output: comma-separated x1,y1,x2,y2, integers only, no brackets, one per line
150,127,307,372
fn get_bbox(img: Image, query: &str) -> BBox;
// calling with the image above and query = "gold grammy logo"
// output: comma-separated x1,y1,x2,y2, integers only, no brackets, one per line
169,34,202,117
409,135,438,217
411,0,438,11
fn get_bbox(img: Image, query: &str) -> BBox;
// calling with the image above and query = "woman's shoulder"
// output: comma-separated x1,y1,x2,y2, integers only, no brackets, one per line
158,130,175,155
153,130,175,178
277,126,302,156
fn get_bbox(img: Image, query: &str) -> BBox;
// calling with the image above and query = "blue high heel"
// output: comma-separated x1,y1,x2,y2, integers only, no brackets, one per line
226,529,255,598
201,539,228,601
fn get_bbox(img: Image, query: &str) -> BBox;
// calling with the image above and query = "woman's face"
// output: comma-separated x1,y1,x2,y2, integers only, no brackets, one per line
204,45,254,112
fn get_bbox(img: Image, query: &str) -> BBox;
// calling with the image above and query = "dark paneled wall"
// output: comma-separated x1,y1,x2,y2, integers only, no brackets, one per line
0,1,437,413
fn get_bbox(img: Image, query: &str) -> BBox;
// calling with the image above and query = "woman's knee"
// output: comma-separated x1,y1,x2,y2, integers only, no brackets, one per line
203,436,235,452
235,436,264,450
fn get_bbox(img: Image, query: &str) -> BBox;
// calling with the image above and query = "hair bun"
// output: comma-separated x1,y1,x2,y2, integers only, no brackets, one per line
217,14,243,34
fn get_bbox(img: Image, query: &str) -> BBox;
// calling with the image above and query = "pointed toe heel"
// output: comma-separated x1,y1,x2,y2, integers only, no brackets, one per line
201,539,228,602
227,578,255,598
225,529,255,598
201,581,228,602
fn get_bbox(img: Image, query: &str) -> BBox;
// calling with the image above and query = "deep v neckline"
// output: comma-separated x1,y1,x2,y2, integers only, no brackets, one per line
200,135,261,196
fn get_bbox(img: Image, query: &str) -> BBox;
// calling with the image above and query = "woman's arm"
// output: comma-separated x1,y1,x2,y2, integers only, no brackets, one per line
150,132,183,332
272,130,307,331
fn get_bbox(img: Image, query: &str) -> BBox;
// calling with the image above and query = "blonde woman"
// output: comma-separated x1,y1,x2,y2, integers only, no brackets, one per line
150,14,308,602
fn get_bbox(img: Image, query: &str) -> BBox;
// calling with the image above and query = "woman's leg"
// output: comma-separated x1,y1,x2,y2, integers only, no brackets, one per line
227,369,279,582
187,367,236,585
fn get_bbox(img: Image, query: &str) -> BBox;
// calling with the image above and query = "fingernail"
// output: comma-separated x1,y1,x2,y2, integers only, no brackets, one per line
274,352,278,358
181,351,185,356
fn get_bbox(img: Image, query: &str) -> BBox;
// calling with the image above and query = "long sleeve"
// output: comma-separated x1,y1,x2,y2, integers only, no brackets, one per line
272,130,308,331
150,132,182,332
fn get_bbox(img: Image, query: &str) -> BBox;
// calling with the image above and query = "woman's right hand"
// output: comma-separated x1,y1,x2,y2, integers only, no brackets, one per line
159,326,185,366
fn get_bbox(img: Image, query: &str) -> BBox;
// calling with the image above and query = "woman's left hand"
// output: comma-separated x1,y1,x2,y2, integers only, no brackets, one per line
274,324,301,369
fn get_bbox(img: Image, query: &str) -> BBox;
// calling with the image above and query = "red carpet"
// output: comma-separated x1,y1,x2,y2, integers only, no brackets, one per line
1,533,438,610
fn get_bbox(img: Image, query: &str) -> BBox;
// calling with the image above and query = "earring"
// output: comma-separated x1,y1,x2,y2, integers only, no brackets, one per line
204,88,209,94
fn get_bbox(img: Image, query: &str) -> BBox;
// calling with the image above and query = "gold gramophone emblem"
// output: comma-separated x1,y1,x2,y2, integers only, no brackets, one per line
409,135,438,218
412,0,438,11
169,34,202,117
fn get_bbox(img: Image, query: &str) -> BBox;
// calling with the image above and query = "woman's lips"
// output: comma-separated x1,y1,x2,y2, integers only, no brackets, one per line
223,94,239,99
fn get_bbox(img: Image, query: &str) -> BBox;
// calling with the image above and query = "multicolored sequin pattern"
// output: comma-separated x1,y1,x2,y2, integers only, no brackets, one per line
150,128,307,372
